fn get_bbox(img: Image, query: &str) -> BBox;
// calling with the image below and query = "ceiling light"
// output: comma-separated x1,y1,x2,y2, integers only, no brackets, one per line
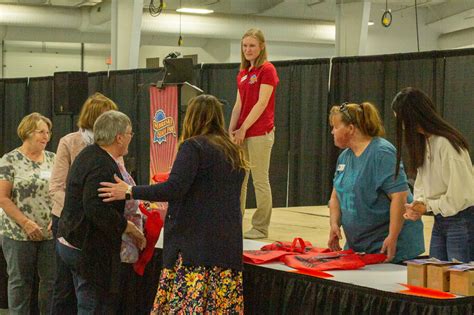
368,21,374,26
176,8,214,14
381,11,392,27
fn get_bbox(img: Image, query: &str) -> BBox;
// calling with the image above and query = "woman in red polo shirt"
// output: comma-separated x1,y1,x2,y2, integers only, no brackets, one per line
229,28,279,239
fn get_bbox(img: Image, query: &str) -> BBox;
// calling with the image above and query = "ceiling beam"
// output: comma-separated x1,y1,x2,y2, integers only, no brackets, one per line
427,8,474,34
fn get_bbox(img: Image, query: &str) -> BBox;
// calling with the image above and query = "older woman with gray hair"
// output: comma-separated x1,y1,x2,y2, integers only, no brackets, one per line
56,110,145,314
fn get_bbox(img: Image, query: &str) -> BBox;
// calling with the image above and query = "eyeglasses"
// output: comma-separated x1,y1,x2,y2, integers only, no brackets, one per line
34,130,52,137
339,102,364,123
126,131,135,138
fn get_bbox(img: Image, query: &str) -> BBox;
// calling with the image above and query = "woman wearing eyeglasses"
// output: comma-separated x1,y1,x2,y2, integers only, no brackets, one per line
391,87,474,262
328,103,424,263
56,110,145,314
49,92,119,314
0,113,56,314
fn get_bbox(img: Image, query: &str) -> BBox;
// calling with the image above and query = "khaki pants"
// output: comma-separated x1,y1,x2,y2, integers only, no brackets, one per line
240,130,274,233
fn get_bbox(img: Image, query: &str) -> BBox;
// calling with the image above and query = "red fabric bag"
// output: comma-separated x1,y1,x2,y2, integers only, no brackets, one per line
261,238,332,254
243,250,290,264
244,238,314,264
245,238,336,265
261,238,312,253
260,237,331,253
307,247,332,254
152,172,170,183
358,253,387,265
133,203,164,276
282,250,368,272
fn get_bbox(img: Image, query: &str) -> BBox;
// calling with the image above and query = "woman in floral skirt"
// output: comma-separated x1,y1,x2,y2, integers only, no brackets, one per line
100,94,248,314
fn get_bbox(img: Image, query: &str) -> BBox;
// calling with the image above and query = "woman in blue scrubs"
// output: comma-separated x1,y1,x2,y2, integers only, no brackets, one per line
327,102,424,263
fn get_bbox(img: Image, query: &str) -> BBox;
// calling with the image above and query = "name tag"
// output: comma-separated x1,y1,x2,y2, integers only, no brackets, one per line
337,164,345,171
240,75,247,82
40,171,52,179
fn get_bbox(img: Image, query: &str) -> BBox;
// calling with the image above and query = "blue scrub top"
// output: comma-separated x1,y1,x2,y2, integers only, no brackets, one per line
333,137,424,263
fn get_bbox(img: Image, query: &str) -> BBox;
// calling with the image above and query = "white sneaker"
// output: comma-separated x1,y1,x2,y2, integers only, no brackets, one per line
243,229,268,239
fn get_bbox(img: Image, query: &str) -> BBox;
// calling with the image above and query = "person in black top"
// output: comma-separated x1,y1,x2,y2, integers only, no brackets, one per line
57,110,145,314
99,94,248,314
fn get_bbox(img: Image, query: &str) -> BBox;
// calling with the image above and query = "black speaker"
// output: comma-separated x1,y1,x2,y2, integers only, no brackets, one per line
54,72,89,115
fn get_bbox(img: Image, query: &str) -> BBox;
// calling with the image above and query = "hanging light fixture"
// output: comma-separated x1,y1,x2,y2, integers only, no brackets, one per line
149,0,166,17
178,0,183,46
381,0,392,27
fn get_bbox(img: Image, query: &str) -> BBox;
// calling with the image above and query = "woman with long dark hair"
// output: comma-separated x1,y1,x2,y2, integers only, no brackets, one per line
99,94,248,314
391,87,474,262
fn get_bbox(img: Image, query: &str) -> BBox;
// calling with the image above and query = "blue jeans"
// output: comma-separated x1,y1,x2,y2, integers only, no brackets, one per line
51,215,77,315
2,236,56,315
430,206,474,262
56,242,117,315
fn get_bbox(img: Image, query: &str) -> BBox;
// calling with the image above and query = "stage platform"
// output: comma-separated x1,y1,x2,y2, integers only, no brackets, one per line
242,205,434,256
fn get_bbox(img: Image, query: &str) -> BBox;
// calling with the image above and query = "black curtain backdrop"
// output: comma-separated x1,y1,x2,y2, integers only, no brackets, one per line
28,77,55,151
108,70,140,179
28,77,53,118
283,59,330,206
269,62,291,209
87,71,110,96
1,48,474,207
443,52,474,156
199,63,240,122
0,80,4,154
2,78,28,153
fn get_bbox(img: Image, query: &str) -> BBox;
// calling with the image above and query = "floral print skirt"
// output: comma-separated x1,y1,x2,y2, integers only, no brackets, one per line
151,254,244,314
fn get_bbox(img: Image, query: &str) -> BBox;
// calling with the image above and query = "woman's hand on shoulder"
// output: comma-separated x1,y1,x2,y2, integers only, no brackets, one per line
98,174,128,202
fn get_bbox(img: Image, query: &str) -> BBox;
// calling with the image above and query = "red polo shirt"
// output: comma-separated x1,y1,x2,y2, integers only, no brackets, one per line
236,61,279,138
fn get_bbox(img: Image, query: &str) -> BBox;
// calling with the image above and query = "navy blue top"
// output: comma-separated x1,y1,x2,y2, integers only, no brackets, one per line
333,137,424,263
133,136,245,270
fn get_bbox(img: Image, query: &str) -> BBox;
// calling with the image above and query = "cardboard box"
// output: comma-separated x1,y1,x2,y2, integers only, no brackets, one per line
449,265,474,296
427,263,458,292
406,261,428,287
405,258,455,288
